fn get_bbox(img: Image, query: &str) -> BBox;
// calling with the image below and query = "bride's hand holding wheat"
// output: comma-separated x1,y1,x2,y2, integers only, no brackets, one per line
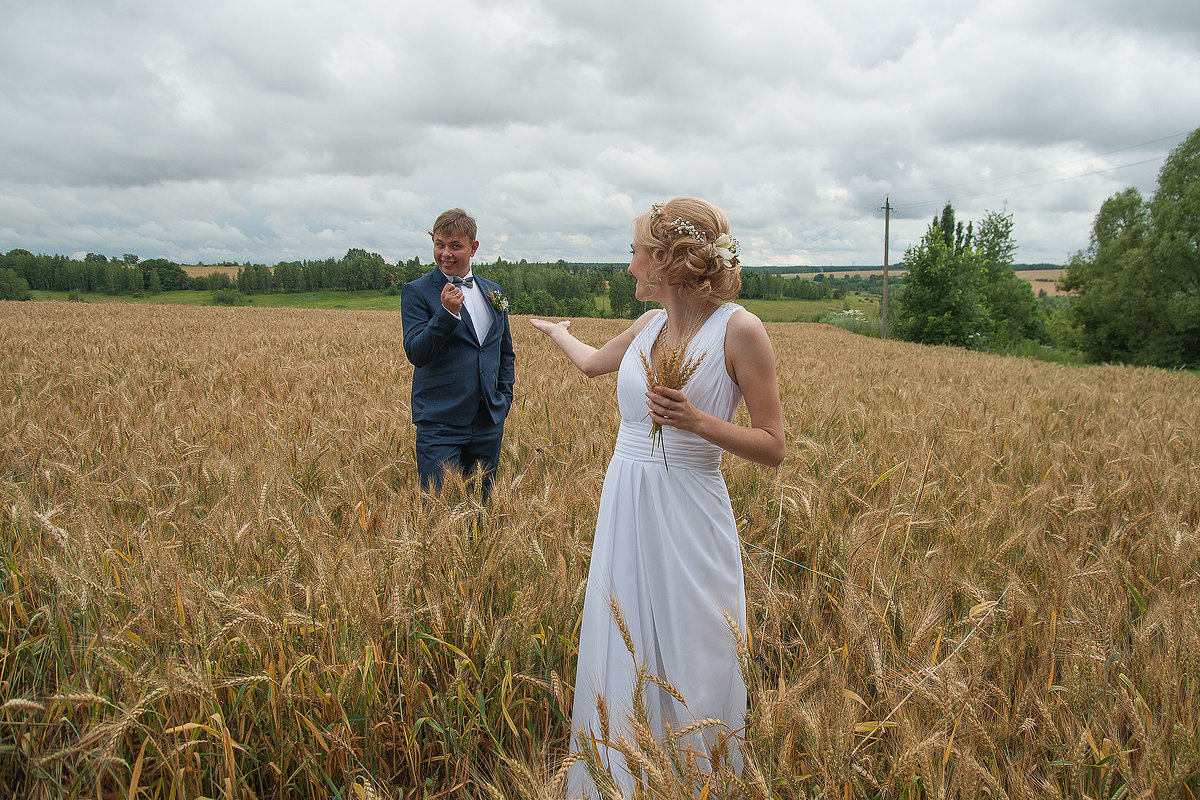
645,386,701,432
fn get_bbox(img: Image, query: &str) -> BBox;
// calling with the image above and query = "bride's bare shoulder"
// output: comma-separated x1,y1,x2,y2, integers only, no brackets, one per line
626,308,664,335
727,306,768,336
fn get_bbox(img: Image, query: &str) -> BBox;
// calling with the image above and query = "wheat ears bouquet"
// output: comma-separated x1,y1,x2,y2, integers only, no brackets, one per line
640,329,706,470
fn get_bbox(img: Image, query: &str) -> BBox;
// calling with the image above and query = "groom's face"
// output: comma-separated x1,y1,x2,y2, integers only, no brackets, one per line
432,230,479,279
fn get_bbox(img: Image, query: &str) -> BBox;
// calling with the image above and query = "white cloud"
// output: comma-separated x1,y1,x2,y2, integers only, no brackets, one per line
0,0,1196,266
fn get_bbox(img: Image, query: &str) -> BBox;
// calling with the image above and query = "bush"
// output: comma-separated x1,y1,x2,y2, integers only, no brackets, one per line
992,338,1088,366
67,290,84,302
0,268,31,301
205,272,233,291
212,288,251,306
820,308,881,338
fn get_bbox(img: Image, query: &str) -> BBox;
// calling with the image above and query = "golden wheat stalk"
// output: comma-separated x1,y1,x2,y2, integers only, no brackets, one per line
6,302,1200,798
640,334,706,470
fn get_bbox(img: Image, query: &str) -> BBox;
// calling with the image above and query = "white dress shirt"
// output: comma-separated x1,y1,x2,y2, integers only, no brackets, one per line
449,272,492,343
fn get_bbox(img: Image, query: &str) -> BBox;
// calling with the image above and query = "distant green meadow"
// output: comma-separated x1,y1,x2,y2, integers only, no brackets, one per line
29,289,882,323
738,295,879,321
31,289,407,311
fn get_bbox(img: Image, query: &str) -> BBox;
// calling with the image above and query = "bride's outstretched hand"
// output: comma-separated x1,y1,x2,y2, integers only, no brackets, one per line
646,386,701,432
529,318,572,335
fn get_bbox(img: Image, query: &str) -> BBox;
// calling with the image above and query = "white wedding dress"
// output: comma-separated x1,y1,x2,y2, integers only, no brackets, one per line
567,302,747,798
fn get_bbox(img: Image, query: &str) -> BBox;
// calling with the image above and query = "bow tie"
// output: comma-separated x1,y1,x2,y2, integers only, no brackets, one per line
450,276,474,288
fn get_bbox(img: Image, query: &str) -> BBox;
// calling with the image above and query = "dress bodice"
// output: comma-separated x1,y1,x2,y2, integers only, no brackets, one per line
614,303,744,469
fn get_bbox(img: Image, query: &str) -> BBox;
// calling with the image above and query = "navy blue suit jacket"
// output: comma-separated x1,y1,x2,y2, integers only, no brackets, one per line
400,269,515,426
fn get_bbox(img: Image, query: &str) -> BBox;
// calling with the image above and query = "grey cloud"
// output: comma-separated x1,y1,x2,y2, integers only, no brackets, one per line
0,0,1194,266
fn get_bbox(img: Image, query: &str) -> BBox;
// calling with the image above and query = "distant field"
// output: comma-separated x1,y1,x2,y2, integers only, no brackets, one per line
181,264,241,278
1020,268,1070,295
783,267,1070,296
242,291,405,310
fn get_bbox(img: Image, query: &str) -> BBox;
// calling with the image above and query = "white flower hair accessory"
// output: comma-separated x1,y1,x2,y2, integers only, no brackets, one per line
668,217,706,244
648,203,739,267
713,233,740,269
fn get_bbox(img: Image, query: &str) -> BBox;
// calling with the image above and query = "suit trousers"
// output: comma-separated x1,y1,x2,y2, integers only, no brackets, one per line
414,398,504,498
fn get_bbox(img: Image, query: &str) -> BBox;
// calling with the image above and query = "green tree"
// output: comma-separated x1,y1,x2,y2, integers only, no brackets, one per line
272,261,304,293
206,271,233,291
342,248,387,290
608,271,637,318
1149,128,1200,364
975,208,1047,348
1061,190,1154,362
895,202,1043,351
140,258,189,291
235,263,272,293
212,288,251,306
97,260,138,294
0,268,32,300
893,204,986,347
1061,128,1200,366
529,289,558,316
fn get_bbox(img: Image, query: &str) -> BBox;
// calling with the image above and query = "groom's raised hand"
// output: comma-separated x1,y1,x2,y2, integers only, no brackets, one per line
441,282,464,315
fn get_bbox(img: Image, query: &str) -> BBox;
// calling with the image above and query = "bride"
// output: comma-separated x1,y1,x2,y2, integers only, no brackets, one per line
530,197,785,797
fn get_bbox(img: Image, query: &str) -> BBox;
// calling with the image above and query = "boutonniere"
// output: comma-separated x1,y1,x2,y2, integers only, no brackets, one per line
488,288,509,312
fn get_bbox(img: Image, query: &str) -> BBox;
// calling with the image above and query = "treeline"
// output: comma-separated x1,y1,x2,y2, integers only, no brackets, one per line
2,247,849,319
0,251,191,297
892,127,1200,368
742,263,1057,275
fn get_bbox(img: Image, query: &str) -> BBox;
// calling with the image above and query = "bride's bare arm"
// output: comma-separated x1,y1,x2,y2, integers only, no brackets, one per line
644,309,785,467
530,311,658,378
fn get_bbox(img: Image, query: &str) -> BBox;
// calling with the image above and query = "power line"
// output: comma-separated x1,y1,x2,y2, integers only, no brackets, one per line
791,130,1188,261
892,154,1169,214
802,203,880,246
889,130,1190,200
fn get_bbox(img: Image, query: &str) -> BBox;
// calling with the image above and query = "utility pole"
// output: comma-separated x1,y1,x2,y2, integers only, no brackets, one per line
881,196,891,340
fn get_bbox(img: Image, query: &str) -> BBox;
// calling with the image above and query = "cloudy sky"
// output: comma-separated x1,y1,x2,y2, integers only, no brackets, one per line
1,0,1197,268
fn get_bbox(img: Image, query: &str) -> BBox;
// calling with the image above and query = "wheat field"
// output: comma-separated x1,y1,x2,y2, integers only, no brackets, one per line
2,301,1198,800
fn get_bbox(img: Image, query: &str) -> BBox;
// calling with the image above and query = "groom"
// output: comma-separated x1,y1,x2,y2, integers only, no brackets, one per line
401,208,515,497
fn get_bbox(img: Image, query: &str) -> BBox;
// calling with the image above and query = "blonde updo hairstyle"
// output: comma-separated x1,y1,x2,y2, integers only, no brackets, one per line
632,196,741,305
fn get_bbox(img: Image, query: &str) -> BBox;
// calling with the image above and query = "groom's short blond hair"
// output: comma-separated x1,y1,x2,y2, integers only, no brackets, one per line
430,208,477,242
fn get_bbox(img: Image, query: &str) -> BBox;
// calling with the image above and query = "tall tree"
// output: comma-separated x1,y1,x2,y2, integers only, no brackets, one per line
1149,128,1200,364
976,207,1046,347
608,270,637,318
1061,127,1200,366
141,258,190,292
894,204,986,347
0,268,31,300
1060,189,1150,362
896,203,1043,350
